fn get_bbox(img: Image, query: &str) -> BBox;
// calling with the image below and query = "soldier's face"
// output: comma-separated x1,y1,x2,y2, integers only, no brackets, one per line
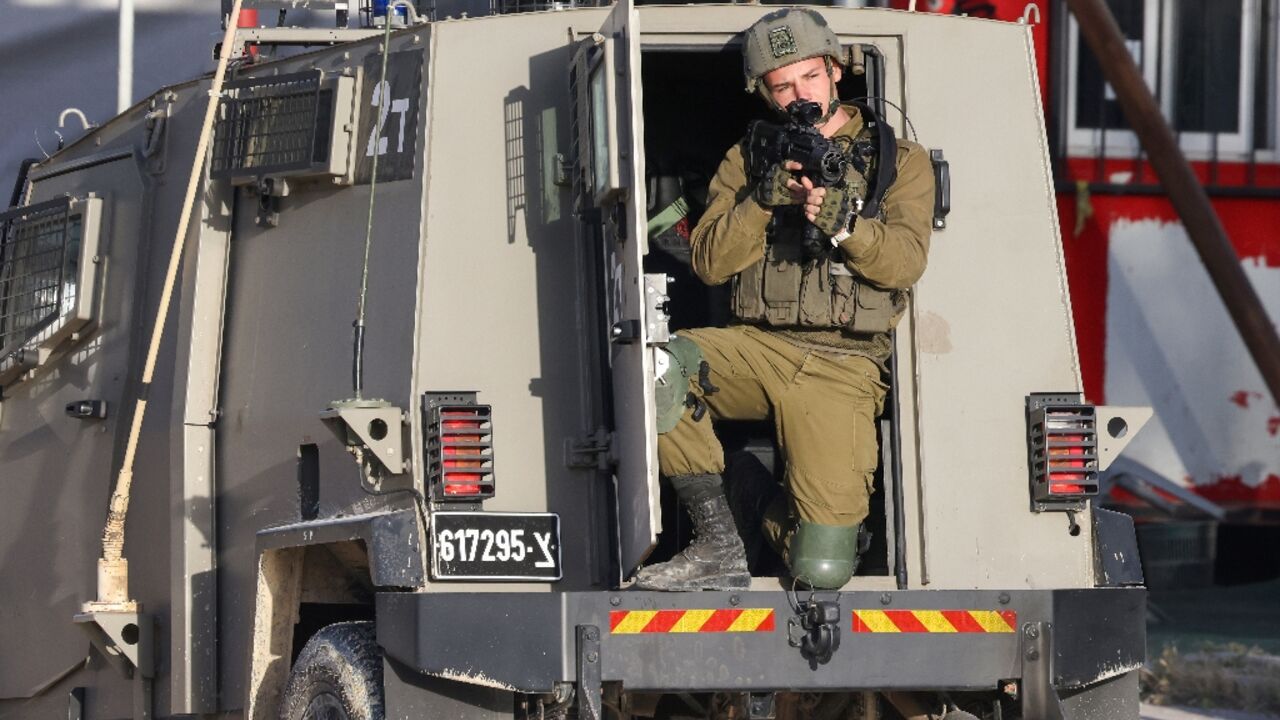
762,56,842,117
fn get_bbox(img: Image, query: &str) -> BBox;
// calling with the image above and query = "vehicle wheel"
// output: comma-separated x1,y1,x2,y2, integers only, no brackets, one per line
279,621,384,720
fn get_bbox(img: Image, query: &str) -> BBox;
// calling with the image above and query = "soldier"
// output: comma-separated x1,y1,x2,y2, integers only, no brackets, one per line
638,8,935,591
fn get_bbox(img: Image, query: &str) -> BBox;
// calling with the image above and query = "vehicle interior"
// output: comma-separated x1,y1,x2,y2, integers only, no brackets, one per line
637,44,900,581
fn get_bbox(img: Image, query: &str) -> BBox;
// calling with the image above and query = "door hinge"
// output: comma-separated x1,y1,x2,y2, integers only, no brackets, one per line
554,152,572,187
566,426,615,470
643,273,672,345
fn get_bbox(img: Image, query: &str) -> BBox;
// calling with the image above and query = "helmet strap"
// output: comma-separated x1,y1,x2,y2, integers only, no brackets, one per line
757,83,786,116
819,57,841,126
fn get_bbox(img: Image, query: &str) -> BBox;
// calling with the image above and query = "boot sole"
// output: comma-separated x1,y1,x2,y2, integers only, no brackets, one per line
635,572,751,592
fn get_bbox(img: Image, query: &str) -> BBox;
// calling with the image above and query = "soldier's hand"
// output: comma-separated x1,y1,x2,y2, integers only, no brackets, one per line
754,163,802,207
807,165,869,238
809,183,858,238
798,176,826,222
785,163,813,206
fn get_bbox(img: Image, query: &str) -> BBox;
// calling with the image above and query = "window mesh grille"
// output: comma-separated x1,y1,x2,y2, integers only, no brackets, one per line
490,0,606,14
211,70,331,178
0,198,79,361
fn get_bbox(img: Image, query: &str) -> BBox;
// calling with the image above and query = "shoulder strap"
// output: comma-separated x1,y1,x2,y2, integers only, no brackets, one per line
848,100,898,220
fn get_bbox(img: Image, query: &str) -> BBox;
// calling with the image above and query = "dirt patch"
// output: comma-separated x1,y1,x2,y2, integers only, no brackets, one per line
1141,643,1280,715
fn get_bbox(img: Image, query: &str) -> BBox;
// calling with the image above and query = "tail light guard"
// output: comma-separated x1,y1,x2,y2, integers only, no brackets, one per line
1025,393,1151,518
423,391,495,503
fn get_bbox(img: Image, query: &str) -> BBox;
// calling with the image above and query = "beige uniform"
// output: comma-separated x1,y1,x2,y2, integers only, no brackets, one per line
658,105,935,534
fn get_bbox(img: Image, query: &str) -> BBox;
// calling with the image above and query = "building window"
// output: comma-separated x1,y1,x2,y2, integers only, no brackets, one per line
1062,0,1276,161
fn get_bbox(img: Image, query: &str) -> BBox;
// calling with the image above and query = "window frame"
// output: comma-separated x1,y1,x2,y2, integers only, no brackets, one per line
0,195,102,384
1062,0,1272,162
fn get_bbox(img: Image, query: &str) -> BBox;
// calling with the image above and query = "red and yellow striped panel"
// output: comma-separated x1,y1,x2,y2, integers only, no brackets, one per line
852,609,1017,633
610,609,776,634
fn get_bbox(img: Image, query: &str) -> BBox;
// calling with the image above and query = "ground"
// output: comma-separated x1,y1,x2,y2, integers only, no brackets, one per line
1148,579,1280,656
1140,578,1280,717
1141,703,1278,720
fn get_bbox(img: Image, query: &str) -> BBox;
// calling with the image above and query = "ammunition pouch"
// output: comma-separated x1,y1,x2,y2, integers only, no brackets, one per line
732,243,907,335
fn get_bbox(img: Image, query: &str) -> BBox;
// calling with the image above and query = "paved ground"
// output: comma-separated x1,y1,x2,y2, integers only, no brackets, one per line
1142,703,1278,720
1147,579,1280,656
1141,578,1280,716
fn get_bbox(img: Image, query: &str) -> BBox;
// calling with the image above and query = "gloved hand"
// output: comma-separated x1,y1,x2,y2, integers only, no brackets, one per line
810,185,858,237
809,166,869,238
753,164,799,207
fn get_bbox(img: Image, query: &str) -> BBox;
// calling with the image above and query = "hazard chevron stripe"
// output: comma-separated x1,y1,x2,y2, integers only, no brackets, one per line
609,609,775,634
852,610,1018,633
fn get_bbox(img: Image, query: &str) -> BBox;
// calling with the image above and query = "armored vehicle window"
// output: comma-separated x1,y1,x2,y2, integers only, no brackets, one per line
211,70,357,183
0,195,102,385
590,66,611,196
572,38,625,204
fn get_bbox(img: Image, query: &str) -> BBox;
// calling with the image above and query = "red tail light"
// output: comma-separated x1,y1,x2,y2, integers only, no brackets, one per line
1047,433,1092,494
424,395,494,502
1028,395,1099,510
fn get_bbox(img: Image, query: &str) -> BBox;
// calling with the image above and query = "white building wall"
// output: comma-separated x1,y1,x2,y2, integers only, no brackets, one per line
1106,218,1280,492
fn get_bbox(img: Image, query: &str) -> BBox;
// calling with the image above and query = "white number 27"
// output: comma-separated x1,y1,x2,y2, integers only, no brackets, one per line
366,80,410,157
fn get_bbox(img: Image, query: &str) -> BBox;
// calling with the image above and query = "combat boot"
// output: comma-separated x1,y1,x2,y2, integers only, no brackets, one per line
635,486,750,591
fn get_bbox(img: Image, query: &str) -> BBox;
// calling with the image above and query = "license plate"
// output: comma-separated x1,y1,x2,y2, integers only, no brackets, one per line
430,512,562,581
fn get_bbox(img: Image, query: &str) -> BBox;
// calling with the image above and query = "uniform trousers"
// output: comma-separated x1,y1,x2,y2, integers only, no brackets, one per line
657,325,887,545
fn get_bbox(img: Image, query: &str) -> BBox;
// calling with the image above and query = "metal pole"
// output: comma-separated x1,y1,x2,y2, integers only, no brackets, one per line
91,0,245,610
1065,0,1280,406
890,337,908,590
118,0,134,113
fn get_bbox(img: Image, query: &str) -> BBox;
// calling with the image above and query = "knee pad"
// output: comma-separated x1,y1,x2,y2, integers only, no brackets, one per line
788,521,860,589
655,335,706,433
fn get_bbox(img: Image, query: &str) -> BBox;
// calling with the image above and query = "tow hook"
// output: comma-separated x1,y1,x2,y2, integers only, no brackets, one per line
787,590,842,667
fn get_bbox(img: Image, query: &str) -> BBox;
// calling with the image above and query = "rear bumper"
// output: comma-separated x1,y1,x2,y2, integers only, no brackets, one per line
375,586,1145,694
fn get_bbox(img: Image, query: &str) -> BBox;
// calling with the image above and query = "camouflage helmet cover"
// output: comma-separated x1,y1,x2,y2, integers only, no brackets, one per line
742,8,844,94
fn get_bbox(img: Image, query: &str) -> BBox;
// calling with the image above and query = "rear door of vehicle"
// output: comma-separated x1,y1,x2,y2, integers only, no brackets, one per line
569,0,658,578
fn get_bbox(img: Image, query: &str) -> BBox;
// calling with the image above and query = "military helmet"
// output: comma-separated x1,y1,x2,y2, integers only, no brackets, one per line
742,8,844,94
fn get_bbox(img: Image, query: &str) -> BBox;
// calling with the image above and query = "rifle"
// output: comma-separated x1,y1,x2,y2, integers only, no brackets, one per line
745,100,851,257
745,99,896,257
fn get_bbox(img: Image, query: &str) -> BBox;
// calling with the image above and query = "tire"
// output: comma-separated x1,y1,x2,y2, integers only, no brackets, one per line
279,621,385,720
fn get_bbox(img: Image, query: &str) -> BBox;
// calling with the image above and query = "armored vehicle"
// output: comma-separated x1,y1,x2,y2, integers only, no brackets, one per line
0,2,1151,718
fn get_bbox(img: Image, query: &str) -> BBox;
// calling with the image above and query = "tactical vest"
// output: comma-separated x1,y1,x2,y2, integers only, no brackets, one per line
731,122,907,336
